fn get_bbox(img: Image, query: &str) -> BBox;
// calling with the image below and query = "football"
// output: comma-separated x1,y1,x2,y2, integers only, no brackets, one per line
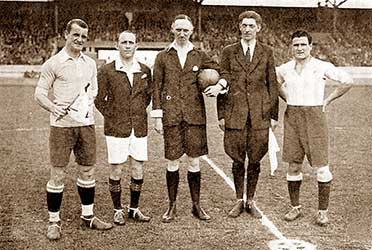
198,69,220,90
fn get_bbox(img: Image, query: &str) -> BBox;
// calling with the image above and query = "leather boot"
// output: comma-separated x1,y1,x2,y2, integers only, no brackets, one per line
228,162,245,217
232,162,245,200
246,163,262,218
188,171,211,220
162,170,179,223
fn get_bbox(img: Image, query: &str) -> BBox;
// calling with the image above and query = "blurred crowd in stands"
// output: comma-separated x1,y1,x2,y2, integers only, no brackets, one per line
0,1,371,66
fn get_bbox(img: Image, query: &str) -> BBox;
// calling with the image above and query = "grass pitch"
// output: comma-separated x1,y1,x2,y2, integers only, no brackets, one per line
0,78,371,250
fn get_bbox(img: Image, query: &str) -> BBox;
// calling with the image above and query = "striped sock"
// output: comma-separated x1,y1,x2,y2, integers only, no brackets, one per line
130,178,143,208
109,178,122,210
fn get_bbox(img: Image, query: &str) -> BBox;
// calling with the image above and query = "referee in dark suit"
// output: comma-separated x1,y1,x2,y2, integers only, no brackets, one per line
151,14,219,223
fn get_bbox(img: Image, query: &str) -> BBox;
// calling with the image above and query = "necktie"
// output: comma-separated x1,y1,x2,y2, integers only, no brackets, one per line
245,46,251,63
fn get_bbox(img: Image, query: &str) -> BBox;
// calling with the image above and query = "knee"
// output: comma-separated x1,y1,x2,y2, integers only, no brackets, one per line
247,162,260,175
317,165,333,183
167,159,180,172
187,156,200,173
232,161,244,175
288,163,302,176
131,160,144,179
79,165,95,181
50,166,65,186
110,164,122,180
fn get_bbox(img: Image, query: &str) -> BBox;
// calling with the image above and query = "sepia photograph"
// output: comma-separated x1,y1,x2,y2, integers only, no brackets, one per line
0,0,371,249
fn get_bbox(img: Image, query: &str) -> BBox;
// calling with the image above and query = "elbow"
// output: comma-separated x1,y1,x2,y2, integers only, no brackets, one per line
34,92,42,104
344,85,352,95
342,84,352,93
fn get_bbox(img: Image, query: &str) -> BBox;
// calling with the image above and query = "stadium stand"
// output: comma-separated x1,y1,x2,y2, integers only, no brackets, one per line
0,0,371,66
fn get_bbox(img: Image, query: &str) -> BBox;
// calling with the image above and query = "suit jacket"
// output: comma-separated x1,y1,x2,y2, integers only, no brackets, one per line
95,61,152,138
152,45,218,126
217,42,279,130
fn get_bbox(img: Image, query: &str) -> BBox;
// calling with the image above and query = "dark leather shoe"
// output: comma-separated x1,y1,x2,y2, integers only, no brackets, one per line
246,201,262,219
162,203,177,223
192,204,211,220
128,207,151,222
228,200,244,218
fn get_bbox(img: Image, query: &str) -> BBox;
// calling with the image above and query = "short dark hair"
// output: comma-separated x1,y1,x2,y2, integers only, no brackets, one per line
291,30,312,44
238,11,262,26
173,14,193,25
65,19,88,33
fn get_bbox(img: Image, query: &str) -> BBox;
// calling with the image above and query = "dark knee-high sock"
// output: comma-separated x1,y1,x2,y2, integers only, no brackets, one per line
318,181,331,210
46,182,64,222
246,163,260,201
187,171,201,206
77,178,95,218
288,181,302,207
109,178,122,210
232,162,245,200
166,170,179,205
130,177,143,208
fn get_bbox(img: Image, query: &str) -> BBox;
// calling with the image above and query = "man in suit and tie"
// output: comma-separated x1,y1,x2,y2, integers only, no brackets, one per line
95,31,152,225
205,10,279,218
152,14,220,222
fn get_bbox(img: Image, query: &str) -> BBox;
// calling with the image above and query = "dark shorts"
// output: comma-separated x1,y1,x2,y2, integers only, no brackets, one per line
163,121,208,161
49,125,96,167
283,106,328,167
224,117,269,164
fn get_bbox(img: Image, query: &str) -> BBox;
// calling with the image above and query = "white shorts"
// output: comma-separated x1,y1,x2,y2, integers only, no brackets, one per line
106,131,148,164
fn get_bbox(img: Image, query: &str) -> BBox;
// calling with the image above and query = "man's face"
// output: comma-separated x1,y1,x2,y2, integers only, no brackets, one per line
117,32,137,59
292,36,312,61
64,23,88,53
239,18,261,42
171,19,193,44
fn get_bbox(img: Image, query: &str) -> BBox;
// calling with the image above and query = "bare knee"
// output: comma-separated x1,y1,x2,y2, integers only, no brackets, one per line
110,164,123,180
49,166,66,186
287,163,303,176
130,158,144,179
78,165,95,181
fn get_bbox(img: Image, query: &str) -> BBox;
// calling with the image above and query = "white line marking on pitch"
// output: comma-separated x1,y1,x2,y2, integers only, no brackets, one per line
201,155,319,250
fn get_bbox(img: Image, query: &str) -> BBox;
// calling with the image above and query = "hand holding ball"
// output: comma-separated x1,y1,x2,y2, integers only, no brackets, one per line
198,69,220,90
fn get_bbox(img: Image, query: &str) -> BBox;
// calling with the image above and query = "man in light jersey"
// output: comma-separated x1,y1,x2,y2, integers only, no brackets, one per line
277,30,353,225
34,19,112,241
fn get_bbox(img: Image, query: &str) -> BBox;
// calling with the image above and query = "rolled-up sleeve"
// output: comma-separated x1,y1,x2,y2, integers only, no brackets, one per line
36,61,55,93
325,63,353,85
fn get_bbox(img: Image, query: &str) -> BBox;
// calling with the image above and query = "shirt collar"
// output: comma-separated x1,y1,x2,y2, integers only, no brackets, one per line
59,48,86,63
166,41,194,53
115,57,142,73
240,39,256,50
292,56,314,69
